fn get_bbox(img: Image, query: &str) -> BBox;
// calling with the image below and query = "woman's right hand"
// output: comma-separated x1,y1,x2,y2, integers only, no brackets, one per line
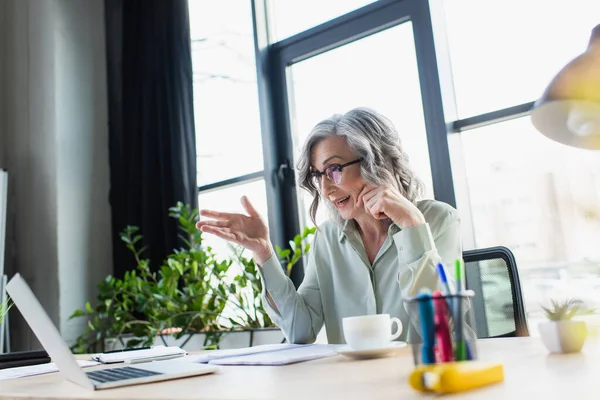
195,196,273,265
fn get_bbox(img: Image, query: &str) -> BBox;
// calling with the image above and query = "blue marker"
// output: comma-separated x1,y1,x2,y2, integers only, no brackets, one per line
436,262,452,295
417,288,435,365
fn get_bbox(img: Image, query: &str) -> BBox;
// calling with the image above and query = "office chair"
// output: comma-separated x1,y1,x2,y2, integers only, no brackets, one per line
463,246,530,338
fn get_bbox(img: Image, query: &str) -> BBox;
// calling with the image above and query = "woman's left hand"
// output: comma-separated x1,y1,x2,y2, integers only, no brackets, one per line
358,185,425,229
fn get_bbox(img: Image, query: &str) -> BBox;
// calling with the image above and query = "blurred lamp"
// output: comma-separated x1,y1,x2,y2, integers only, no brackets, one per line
531,24,600,149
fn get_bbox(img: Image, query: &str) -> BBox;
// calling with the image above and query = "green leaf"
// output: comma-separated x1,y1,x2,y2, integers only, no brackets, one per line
70,309,87,318
279,249,291,259
542,298,586,321
303,226,310,237
126,338,144,348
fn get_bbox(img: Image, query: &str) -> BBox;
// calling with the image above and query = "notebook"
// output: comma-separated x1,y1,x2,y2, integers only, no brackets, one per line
6,273,219,390
92,345,187,364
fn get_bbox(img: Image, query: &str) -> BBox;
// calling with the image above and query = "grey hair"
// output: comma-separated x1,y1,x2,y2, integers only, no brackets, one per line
296,107,424,227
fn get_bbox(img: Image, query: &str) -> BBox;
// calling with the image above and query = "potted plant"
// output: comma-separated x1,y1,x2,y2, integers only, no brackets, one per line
69,202,316,354
538,298,589,354
218,225,316,348
69,203,233,353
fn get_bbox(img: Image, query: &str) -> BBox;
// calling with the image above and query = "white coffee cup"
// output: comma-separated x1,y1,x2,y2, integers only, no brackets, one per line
342,314,403,350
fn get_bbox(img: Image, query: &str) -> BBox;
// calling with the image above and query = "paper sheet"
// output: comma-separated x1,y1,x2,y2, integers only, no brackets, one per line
0,360,99,381
178,343,300,363
207,344,338,366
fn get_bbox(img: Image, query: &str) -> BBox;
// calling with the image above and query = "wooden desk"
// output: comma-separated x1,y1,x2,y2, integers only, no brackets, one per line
0,337,598,399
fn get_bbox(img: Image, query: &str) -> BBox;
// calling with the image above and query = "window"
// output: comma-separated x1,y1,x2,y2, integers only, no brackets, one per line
188,1,600,334
286,22,435,228
455,118,600,262
189,0,264,187
443,0,600,117
443,0,600,334
451,117,600,331
269,0,377,41
189,0,269,266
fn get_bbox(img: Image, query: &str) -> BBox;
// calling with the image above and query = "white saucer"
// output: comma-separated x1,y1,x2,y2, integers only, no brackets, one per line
335,342,408,360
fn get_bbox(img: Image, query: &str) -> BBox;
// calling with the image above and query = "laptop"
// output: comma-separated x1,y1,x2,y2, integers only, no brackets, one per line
6,273,219,390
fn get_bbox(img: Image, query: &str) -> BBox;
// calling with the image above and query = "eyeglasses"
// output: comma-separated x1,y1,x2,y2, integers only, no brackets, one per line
310,158,363,188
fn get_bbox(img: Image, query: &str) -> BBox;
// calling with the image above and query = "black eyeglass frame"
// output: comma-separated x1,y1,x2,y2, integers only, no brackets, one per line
309,158,363,187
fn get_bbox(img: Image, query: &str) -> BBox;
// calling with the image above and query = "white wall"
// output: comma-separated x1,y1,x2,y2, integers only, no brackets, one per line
0,0,112,350
54,0,113,343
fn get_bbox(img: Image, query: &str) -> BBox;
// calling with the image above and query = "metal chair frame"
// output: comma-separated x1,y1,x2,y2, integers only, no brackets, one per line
463,246,530,338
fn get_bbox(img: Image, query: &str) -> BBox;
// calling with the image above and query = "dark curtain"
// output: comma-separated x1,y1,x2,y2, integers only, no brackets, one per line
105,0,198,277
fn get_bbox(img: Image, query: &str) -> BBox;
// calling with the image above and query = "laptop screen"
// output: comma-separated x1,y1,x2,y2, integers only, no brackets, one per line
6,274,93,389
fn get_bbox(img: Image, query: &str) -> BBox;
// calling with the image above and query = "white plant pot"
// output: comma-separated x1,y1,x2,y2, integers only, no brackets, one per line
538,320,588,354
154,333,208,351
218,330,252,349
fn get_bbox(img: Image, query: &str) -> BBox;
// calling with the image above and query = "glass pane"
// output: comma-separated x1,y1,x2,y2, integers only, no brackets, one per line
451,117,600,335
188,0,264,186
444,0,600,117
465,258,516,338
287,22,434,228
270,0,377,42
198,179,269,262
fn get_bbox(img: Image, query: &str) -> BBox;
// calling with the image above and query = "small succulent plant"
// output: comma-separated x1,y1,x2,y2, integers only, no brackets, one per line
542,298,586,321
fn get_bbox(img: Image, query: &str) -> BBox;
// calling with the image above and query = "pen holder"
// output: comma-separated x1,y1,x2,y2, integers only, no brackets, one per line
403,290,478,366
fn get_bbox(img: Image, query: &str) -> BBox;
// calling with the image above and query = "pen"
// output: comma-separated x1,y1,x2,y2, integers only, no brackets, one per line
104,347,151,354
124,353,186,364
454,259,467,361
417,288,435,365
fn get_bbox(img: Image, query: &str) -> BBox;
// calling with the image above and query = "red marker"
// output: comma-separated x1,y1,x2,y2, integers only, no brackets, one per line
433,291,453,363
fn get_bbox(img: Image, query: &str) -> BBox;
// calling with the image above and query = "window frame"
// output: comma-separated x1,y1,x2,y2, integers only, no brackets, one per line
249,0,455,285
197,0,538,286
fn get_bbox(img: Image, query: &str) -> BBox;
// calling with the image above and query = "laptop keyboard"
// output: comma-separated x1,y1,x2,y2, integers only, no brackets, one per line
87,366,163,383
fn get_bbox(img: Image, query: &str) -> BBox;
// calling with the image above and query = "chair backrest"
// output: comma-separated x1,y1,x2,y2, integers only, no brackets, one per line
463,246,529,338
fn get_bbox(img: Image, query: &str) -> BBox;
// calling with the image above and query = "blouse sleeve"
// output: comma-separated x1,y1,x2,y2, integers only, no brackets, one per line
256,232,325,344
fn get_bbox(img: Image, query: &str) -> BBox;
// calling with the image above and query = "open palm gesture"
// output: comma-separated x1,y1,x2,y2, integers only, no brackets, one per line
196,196,272,263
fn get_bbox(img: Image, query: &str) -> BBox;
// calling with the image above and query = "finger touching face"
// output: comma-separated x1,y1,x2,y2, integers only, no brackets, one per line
356,184,378,208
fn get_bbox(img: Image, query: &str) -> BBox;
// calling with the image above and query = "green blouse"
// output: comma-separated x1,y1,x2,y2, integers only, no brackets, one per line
257,199,461,344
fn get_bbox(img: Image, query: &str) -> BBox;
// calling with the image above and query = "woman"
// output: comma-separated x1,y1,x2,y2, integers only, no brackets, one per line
196,107,461,344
